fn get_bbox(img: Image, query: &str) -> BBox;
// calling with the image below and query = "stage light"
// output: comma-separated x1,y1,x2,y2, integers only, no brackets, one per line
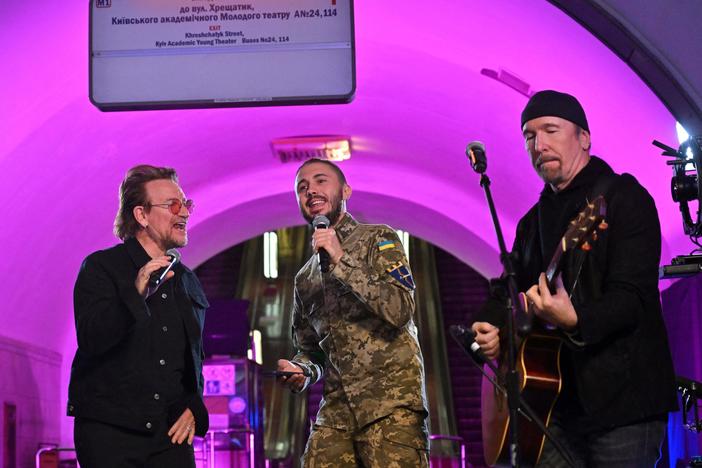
677,122,690,144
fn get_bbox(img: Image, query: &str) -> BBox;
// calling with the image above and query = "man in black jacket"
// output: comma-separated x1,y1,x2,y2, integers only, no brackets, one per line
473,90,677,466
68,165,209,468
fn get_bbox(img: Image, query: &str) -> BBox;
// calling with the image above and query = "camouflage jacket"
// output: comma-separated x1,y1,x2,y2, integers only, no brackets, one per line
290,214,428,429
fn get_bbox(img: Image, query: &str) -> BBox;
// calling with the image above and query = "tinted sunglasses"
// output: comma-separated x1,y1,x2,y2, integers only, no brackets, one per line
148,199,194,215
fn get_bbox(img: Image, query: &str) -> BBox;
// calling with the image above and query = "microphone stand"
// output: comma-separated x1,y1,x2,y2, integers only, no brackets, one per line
477,168,524,467
473,169,574,468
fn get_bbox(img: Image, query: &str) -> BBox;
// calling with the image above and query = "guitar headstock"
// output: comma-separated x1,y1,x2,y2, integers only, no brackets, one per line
561,195,608,253
541,195,608,297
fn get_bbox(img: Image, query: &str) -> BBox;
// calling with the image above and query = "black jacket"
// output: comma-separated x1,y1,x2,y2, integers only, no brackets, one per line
67,238,210,436
480,156,677,431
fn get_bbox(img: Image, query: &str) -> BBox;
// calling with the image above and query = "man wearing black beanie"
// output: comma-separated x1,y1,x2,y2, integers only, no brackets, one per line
472,90,677,466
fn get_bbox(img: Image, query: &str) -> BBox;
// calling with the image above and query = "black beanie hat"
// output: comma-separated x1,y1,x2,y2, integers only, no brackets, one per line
521,90,589,132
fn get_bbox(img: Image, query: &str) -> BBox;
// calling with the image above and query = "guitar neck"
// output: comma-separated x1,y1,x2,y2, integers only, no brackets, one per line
543,239,565,291
542,196,607,292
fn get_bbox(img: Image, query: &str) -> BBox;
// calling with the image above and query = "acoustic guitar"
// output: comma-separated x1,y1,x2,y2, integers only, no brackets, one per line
481,196,608,467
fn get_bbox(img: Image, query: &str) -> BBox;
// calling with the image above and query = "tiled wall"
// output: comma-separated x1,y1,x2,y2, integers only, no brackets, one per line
0,336,61,468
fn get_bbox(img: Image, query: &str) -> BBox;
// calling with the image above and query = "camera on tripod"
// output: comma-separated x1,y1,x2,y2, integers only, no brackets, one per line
654,134,702,278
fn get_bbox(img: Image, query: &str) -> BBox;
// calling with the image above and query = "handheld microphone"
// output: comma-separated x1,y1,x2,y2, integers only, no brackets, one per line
148,248,180,289
466,141,488,174
312,214,331,273
449,324,488,365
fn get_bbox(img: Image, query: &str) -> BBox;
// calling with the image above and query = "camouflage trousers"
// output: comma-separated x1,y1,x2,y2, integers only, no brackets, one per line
301,408,429,468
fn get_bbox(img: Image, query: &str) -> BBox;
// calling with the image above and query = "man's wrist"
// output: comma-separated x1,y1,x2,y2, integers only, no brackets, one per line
329,250,344,265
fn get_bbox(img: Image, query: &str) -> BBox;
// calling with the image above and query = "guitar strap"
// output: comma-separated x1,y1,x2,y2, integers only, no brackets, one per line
590,172,619,203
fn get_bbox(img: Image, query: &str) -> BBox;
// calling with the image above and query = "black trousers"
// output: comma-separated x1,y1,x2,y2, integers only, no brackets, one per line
74,417,195,468
537,411,667,467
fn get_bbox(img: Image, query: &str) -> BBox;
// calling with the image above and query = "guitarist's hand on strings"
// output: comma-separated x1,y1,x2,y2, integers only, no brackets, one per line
471,322,501,361
525,273,578,332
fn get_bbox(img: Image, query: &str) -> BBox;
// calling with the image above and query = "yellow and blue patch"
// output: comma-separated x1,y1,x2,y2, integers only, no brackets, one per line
377,240,396,252
386,261,415,290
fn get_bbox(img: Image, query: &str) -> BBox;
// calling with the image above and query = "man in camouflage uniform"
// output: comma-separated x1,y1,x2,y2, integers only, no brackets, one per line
277,158,430,467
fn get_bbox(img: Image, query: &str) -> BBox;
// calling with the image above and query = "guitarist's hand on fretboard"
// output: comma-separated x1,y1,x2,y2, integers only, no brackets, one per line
471,322,501,360
525,273,578,332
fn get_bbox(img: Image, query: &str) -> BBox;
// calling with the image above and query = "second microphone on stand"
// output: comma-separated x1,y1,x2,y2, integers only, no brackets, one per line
466,141,488,174
449,324,489,365
312,214,331,273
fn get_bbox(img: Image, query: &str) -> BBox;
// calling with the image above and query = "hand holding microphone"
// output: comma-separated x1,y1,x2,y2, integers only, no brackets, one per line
312,215,331,272
449,322,501,363
135,248,180,297
311,215,344,272
449,324,489,365
471,321,501,360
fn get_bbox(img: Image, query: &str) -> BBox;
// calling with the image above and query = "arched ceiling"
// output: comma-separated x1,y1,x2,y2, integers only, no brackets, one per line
552,0,702,135
1,1,700,442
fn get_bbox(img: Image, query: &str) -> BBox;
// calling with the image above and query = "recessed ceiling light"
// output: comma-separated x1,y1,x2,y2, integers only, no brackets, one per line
271,135,352,164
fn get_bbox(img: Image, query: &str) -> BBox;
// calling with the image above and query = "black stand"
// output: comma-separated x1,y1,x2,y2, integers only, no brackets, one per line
479,171,527,467
474,171,575,468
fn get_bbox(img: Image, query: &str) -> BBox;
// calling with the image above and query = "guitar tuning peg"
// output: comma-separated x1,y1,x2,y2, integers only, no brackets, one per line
599,220,609,230
579,227,588,232
592,231,598,241
581,241,591,251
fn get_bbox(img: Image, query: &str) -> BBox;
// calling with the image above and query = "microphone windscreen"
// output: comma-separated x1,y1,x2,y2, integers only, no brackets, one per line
466,141,486,156
312,214,330,229
466,141,487,173
449,324,473,338
166,248,181,263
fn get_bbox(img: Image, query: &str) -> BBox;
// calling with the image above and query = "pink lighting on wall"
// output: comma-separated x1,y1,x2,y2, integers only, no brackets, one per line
0,0,688,456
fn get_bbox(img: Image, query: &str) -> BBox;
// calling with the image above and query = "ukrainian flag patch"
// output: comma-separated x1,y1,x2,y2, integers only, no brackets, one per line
386,262,416,290
377,240,396,252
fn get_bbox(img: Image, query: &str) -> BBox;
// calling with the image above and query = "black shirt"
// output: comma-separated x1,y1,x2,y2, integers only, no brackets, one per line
68,237,210,435
130,245,189,407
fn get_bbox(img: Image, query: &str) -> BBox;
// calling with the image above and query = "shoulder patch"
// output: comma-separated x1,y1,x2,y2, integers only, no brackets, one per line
377,240,396,252
386,261,415,290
